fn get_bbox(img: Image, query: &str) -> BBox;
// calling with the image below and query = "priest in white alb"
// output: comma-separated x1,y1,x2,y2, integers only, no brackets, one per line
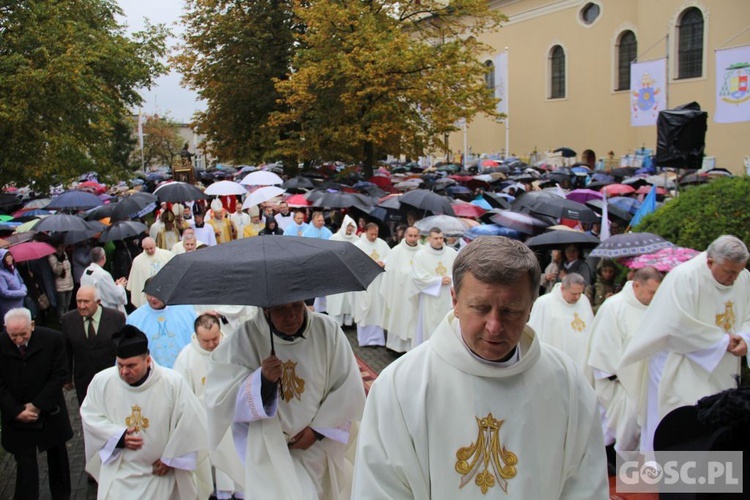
326,215,359,327
353,237,608,499
173,314,243,500
351,223,390,346
126,237,173,309
80,325,212,500
205,302,366,499
587,267,662,453
619,235,750,452
527,273,594,369
410,228,457,347
380,226,421,353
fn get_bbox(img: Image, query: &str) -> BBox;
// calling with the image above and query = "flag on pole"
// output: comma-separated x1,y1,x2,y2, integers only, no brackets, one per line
715,44,750,123
600,194,611,241
494,51,508,116
630,59,667,127
630,185,657,227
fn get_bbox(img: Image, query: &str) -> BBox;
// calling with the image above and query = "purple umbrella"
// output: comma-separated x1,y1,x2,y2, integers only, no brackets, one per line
566,189,603,204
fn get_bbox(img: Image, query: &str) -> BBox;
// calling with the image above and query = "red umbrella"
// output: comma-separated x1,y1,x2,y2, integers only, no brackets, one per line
451,202,487,218
620,247,699,272
366,176,392,188
78,181,107,195
285,194,311,207
636,185,668,196
448,175,474,184
600,184,636,196
8,241,57,263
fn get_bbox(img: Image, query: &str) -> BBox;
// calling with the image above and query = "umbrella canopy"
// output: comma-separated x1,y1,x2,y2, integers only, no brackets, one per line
600,184,636,197
619,246,700,272
510,190,563,213
527,197,599,223
413,215,467,237
481,192,511,210
645,175,676,189
153,182,208,203
242,186,286,209
489,210,549,235
465,224,524,240
58,220,106,245
204,180,247,196
566,189,603,204
554,147,577,158
110,192,159,221
45,190,103,211
240,170,283,186
285,194,311,207
399,189,455,216
282,176,315,191
450,202,486,218
8,241,57,263
636,185,668,196
585,199,633,222
34,213,91,233
590,232,674,259
99,220,149,242
144,237,384,308
309,192,374,210
23,198,52,210
609,196,642,215
2,231,37,246
524,230,600,251
13,219,42,233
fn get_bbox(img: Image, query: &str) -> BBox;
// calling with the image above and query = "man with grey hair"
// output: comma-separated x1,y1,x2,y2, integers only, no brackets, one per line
81,246,128,313
353,237,607,498
171,227,203,255
528,272,594,368
620,234,750,452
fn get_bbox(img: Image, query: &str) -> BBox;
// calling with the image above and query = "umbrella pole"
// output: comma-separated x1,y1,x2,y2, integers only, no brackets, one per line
270,329,275,356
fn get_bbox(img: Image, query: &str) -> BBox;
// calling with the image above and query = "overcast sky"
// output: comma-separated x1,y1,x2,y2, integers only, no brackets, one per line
118,0,204,123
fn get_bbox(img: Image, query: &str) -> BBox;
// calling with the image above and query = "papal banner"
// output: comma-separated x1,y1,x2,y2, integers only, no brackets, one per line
630,58,666,127
715,44,750,123
494,51,508,116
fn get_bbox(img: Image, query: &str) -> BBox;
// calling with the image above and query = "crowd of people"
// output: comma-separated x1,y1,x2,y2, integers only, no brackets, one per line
1,184,748,499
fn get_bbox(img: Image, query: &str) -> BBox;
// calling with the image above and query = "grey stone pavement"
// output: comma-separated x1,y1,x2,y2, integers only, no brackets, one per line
0,324,396,499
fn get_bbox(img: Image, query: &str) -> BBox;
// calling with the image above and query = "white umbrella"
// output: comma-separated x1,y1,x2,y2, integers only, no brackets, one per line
205,180,247,196
242,186,286,209
239,170,283,186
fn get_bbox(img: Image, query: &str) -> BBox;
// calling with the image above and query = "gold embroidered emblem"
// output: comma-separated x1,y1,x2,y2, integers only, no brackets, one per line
201,376,206,386
455,413,518,494
571,312,586,333
281,360,305,403
370,250,380,261
436,261,447,276
125,405,149,432
716,301,735,333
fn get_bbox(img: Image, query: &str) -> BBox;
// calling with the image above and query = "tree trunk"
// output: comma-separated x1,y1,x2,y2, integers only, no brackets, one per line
363,140,375,178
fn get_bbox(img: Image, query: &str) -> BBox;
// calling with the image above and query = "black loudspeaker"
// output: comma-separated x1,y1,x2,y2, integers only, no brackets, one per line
655,102,708,169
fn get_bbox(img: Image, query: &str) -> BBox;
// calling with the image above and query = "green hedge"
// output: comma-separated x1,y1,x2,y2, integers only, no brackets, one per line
636,176,750,250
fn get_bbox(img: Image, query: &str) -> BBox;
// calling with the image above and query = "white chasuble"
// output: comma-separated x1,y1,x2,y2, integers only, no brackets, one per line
326,216,360,326
205,310,366,499
81,362,212,500
352,313,608,499
380,240,421,353
411,245,457,347
527,283,594,369
126,248,174,308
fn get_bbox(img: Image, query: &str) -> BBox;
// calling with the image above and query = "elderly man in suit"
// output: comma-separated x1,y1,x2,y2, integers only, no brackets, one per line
0,307,73,500
61,285,126,406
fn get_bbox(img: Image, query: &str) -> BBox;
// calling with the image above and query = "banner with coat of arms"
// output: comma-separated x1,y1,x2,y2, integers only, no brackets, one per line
715,45,750,123
630,59,667,127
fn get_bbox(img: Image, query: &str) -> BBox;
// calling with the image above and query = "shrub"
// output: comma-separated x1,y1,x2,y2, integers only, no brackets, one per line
636,177,750,250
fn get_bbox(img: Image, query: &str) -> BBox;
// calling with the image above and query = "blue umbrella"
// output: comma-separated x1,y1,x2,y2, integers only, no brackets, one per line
470,198,493,210
609,196,642,215
46,190,103,211
446,186,472,196
465,224,523,240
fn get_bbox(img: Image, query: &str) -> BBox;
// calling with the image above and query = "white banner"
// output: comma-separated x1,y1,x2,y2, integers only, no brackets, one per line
494,52,508,116
715,44,750,123
630,59,666,127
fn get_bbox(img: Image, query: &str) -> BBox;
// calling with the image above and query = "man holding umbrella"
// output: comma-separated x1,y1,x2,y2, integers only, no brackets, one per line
205,302,366,499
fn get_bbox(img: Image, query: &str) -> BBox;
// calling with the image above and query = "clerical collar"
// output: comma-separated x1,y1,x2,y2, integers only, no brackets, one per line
456,325,521,367
267,312,308,342
195,221,205,228
430,245,444,252
129,366,151,387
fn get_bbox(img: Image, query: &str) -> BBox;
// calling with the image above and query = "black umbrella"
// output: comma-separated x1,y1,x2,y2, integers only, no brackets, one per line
530,198,599,223
590,232,674,259
511,190,563,213
99,220,149,242
482,192,511,210
34,213,92,233
84,203,118,221
585,199,633,222
153,182,208,203
554,147,577,158
399,189,455,216
282,176,315,191
60,221,107,245
311,192,375,210
110,192,159,221
45,190,103,211
144,237,383,308
524,230,600,251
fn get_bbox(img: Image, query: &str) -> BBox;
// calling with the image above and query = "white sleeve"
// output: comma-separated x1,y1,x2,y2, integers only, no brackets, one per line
161,452,197,471
233,368,277,423
97,271,127,307
99,432,126,465
683,335,730,373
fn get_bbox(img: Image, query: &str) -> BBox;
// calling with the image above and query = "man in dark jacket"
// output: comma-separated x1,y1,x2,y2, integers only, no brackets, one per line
0,307,73,500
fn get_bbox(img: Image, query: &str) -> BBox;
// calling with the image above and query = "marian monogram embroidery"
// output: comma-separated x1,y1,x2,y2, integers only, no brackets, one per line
716,301,735,333
455,413,518,494
571,313,586,333
436,261,447,276
125,405,149,432
370,250,380,261
281,360,305,403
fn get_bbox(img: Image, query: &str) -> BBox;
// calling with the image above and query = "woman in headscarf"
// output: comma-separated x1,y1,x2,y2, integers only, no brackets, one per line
0,249,28,319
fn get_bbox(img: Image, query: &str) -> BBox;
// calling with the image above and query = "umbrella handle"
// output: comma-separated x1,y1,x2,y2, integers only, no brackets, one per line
269,330,283,395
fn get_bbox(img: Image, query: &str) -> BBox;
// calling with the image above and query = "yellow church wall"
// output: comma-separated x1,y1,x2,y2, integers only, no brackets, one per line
449,0,750,173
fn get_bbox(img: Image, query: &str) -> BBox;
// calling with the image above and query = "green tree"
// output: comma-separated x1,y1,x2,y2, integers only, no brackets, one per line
636,177,750,250
271,0,505,177
175,0,297,165
0,0,169,190
132,114,185,170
